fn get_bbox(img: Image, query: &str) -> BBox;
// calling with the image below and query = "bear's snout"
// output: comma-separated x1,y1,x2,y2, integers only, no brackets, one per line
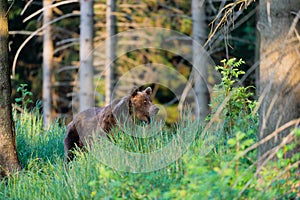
150,105,159,116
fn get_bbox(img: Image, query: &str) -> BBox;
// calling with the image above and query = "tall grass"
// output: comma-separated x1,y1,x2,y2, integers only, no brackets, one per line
0,110,186,199
0,107,299,199
14,108,65,167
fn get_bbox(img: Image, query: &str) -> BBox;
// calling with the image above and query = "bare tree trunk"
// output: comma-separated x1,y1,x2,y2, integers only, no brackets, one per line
258,0,300,167
0,0,21,178
42,0,54,128
79,0,94,112
192,0,209,120
105,0,116,105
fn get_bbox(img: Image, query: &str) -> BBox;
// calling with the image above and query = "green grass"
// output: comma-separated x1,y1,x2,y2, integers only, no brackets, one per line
0,109,299,200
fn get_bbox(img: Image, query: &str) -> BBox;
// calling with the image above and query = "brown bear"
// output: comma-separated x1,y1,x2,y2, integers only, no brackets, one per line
64,86,159,161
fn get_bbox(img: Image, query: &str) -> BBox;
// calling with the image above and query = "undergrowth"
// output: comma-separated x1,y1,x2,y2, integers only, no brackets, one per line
0,60,299,199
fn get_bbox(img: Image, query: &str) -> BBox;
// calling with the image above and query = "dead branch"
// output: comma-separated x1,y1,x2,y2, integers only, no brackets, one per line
56,66,78,73
20,0,34,16
264,160,300,193
23,0,79,23
205,0,255,47
9,31,42,36
223,118,300,172
12,13,80,78
56,38,79,46
238,132,295,197
288,10,300,37
54,42,79,54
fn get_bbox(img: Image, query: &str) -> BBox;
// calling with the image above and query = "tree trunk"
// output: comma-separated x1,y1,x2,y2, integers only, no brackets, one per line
79,0,94,112
0,0,21,178
42,0,54,128
192,0,209,120
105,0,116,105
258,0,300,166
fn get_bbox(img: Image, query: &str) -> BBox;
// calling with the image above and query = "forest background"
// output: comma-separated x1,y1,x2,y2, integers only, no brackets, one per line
0,0,299,199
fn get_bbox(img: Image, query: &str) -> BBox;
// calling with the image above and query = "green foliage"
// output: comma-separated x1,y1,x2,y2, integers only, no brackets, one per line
209,58,257,137
15,83,33,109
1,81,299,199
216,58,245,92
13,108,65,167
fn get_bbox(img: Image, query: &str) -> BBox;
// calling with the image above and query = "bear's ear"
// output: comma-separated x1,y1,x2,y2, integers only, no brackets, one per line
144,87,152,95
130,86,139,97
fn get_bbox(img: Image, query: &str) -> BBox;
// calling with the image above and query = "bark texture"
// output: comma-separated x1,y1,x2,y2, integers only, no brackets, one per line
0,0,21,178
105,0,116,105
192,0,209,120
79,0,94,111
42,0,54,128
258,0,300,164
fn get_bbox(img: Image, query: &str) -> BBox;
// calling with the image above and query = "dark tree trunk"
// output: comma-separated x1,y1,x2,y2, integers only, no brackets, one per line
0,0,21,178
258,0,300,167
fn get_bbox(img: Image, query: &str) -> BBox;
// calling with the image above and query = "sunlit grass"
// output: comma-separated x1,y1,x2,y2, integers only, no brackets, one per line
14,108,65,167
0,109,299,199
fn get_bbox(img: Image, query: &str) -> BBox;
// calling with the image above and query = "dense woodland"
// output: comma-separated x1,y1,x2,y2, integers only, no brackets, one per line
8,0,256,119
0,0,299,199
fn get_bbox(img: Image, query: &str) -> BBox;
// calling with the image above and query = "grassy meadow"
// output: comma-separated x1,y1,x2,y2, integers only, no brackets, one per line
0,106,299,200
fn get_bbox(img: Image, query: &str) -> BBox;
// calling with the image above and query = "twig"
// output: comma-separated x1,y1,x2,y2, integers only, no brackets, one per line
12,13,79,78
208,0,217,13
238,132,295,197
201,94,232,137
221,118,300,174
266,0,271,26
205,0,255,47
56,66,78,74
12,103,25,113
207,5,256,53
54,42,78,54
232,142,278,188
178,78,194,112
164,97,179,106
288,10,300,36
5,0,14,17
56,38,79,46
21,0,33,16
263,160,300,193
23,0,79,23
9,30,42,36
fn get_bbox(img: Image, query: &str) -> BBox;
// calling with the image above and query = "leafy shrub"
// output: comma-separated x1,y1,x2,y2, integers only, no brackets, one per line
209,58,257,138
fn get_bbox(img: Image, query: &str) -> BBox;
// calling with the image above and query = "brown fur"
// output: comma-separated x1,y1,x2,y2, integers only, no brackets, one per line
64,87,159,161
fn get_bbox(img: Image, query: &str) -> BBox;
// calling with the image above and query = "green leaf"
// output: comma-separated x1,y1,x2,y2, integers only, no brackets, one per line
294,129,300,137
276,149,284,159
227,138,236,146
15,98,22,103
236,132,246,140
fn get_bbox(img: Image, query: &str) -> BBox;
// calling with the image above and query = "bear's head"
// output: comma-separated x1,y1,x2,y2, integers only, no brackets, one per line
129,87,159,123
112,86,159,124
